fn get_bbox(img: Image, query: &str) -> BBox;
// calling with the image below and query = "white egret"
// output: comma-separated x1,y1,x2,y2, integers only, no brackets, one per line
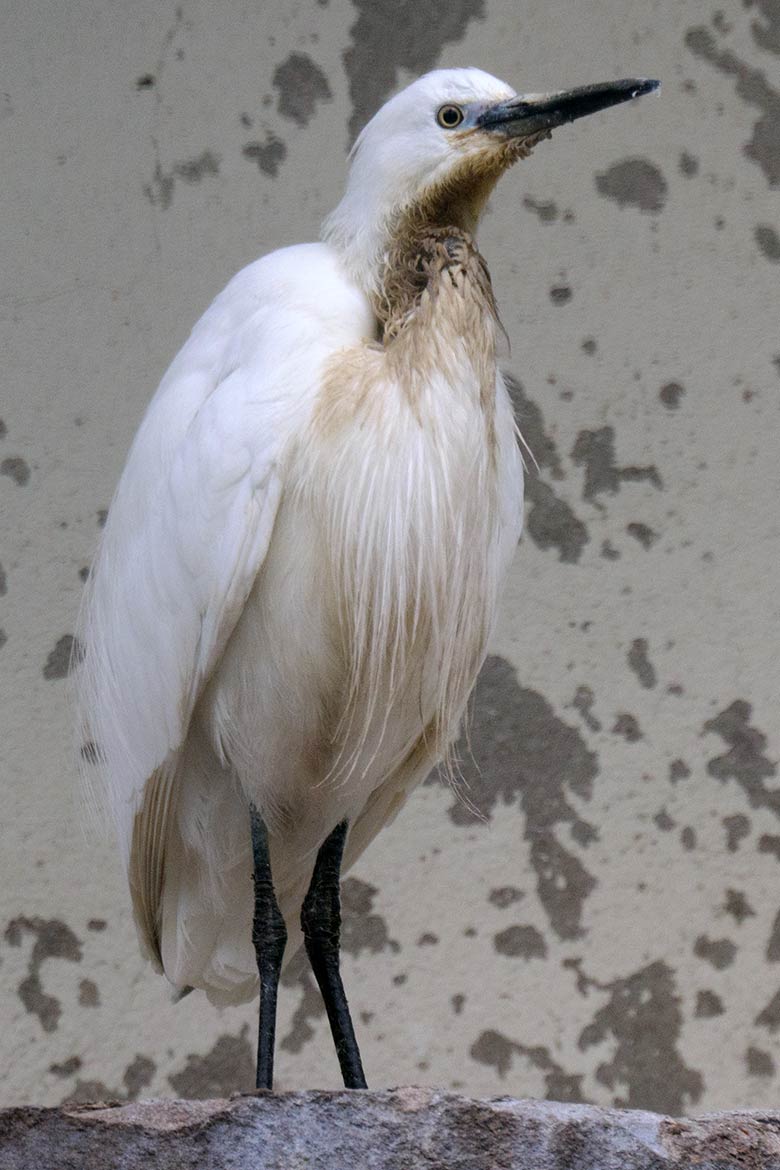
76,68,658,1090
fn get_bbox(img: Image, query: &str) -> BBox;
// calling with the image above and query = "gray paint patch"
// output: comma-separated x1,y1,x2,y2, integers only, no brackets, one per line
581,337,597,355
43,634,82,680
503,374,589,563
693,934,737,969
679,151,699,177
123,1055,156,1098
78,978,100,1007
571,426,662,507
503,374,563,478
429,655,599,940
705,700,778,816
695,989,724,1018
488,886,524,909
49,1056,82,1077
0,562,6,595
724,888,755,924
523,196,558,222
680,826,697,851
1,456,30,486
175,152,220,183
273,53,332,127
594,159,668,213
612,713,642,742
756,988,780,1031
747,1046,776,1076
549,285,573,305
574,958,704,1114
654,808,675,831
341,877,400,957
4,917,82,1032
626,522,658,549
627,639,656,689
280,965,326,1054
343,0,485,141
62,1079,115,1105
242,134,287,177
493,924,546,959
144,152,220,210
750,0,780,54
723,812,751,850
669,759,691,782
766,909,780,961
523,478,589,563
759,834,780,860
65,1054,156,1105
659,381,686,409
571,685,601,732
756,224,780,261
685,24,780,187
470,1029,583,1101
168,1025,254,1097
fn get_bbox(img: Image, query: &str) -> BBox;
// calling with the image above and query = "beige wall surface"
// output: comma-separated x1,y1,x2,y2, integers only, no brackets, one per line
2,0,779,1112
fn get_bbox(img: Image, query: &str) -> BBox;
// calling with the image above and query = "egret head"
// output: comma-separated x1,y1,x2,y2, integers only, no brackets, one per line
323,67,658,296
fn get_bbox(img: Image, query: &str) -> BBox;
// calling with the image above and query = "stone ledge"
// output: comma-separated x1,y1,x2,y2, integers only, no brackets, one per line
1,1087,779,1169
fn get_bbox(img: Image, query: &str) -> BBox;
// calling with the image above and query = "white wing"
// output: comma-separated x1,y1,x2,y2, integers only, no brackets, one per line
75,242,373,961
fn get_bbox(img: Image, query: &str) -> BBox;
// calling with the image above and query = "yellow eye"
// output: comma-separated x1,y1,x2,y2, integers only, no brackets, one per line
436,103,465,129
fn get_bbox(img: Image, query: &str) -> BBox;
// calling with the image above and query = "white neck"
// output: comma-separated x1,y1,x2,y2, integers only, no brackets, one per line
321,190,391,300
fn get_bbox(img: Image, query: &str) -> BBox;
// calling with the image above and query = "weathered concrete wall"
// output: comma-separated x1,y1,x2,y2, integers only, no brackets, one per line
1,0,779,1112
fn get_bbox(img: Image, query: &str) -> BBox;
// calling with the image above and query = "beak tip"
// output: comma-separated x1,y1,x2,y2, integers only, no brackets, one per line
634,78,661,98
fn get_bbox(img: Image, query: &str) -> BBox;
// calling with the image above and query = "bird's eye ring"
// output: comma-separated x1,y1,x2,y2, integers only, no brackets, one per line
436,103,465,129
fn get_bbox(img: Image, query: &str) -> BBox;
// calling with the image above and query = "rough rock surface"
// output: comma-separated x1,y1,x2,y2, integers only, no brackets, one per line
5,0,780,1113
1,1089,779,1169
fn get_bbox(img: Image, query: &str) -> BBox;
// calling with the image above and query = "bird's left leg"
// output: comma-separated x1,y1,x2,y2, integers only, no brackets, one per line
301,819,367,1089
250,803,287,1091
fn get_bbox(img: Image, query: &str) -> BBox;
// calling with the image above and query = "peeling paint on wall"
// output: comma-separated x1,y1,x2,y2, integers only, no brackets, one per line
273,53,332,127
4,918,82,1033
594,159,668,212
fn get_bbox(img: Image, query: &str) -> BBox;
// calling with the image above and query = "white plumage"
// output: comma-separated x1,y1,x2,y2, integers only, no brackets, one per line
75,66,656,1023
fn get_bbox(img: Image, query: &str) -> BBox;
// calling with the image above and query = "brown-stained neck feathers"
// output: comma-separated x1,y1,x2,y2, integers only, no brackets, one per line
372,128,547,338
376,226,497,345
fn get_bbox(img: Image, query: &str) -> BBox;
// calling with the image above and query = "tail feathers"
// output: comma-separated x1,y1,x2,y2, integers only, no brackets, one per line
170,984,194,1003
146,729,440,1004
160,834,313,1005
145,725,308,1003
128,753,181,972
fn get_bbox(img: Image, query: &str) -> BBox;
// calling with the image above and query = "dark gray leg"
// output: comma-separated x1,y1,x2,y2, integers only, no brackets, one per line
301,820,367,1089
250,804,287,1091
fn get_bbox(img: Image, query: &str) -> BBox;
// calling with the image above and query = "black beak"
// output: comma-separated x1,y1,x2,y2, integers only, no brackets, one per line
478,78,660,137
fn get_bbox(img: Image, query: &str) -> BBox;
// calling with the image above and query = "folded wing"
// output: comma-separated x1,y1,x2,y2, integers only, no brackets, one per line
74,243,373,964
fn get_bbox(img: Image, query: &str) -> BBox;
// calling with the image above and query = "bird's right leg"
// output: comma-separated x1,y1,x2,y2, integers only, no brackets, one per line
301,819,368,1089
249,803,287,1091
